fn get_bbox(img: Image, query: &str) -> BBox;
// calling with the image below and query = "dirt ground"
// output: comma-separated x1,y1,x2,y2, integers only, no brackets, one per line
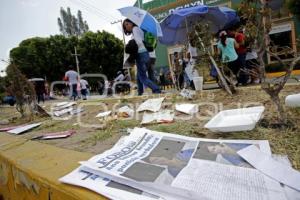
1,84,300,170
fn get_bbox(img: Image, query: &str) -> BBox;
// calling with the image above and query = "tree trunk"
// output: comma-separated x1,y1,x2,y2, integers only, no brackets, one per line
269,92,287,125
195,30,233,95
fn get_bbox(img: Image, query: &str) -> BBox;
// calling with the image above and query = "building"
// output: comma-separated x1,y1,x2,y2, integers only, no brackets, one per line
135,0,300,71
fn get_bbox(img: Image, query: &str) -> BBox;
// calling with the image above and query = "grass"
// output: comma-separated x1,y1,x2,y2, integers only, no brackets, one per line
1,84,300,169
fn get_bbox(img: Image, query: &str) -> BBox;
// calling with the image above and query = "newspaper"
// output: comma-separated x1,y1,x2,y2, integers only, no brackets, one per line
77,128,286,200
60,166,163,200
141,110,174,124
60,135,163,200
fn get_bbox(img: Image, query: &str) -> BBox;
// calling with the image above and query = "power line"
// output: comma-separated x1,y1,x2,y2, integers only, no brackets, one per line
79,0,119,21
69,0,118,23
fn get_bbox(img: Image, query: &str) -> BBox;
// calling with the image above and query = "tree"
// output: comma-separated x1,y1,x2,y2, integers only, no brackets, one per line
239,0,300,125
287,0,300,20
9,31,123,82
58,7,89,37
6,64,36,117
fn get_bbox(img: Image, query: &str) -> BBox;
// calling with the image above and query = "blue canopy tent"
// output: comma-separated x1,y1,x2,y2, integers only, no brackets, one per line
159,5,239,45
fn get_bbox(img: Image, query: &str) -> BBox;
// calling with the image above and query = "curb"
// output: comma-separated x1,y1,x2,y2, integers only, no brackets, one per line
0,133,107,200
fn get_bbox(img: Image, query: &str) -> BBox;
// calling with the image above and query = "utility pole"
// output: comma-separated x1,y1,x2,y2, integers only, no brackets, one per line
72,47,81,76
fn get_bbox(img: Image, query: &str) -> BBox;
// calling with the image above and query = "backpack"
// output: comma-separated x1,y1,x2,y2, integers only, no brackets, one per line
143,31,157,52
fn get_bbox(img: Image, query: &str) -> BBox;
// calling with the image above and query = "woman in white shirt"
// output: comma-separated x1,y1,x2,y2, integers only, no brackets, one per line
123,19,160,95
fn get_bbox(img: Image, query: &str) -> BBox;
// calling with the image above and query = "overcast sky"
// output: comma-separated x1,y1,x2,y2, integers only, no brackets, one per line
0,0,137,76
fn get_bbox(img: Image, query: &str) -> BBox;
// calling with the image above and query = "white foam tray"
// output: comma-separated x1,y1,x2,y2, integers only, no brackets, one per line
285,93,300,107
204,106,265,132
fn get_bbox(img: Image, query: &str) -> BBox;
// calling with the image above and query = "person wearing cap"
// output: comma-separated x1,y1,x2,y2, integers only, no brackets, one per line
217,31,240,82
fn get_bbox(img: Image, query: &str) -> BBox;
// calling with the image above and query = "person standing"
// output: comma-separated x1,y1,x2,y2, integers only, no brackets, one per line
159,68,166,90
123,18,160,96
147,50,156,82
80,79,89,100
173,52,182,90
64,65,79,101
228,28,248,85
217,31,240,81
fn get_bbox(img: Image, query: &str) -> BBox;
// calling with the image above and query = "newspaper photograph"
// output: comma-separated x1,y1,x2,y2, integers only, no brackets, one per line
78,128,286,200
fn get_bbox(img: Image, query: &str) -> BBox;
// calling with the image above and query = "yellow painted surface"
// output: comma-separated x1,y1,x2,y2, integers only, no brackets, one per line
0,133,108,200
266,70,300,78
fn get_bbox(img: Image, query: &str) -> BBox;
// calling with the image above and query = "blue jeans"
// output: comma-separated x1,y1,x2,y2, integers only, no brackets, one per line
136,52,160,95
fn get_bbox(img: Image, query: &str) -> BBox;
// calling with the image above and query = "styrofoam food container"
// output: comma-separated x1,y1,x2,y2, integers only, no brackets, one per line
285,93,300,107
204,106,265,132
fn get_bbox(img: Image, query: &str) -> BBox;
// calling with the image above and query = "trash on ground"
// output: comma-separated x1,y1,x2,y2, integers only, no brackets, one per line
175,104,199,115
0,125,23,132
285,93,300,107
137,97,165,112
96,111,112,118
55,101,69,107
70,108,84,115
238,145,300,191
7,123,41,135
180,89,196,99
60,127,291,200
53,107,74,117
141,110,174,124
53,102,76,111
117,106,134,118
31,130,75,140
204,106,265,132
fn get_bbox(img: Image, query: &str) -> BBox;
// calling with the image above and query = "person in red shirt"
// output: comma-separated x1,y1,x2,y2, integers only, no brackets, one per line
228,27,249,86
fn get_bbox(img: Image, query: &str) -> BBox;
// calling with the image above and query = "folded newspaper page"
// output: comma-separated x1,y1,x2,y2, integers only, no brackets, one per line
77,128,286,200
60,166,163,200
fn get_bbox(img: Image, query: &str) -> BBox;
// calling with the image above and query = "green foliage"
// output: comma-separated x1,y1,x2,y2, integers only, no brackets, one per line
6,64,36,117
58,7,89,37
9,31,123,82
287,0,300,20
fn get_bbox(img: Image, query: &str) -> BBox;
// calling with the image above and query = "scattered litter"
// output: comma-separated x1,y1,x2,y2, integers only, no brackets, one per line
238,145,300,191
73,123,78,126
96,111,112,118
175,104,198,115
141,110,174,124
117,106,134,118
62,127,286,200
204,106,265,132
53,107,74,117
180,89,196,99
0,125,23,132
8,123,41,135
54,102,76,111
285,93,300,107
31,130,75,140
137,97,165,112
55,101,69,107
70,108,84,115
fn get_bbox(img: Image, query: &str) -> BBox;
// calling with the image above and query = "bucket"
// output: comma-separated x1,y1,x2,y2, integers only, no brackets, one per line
193,76,203,91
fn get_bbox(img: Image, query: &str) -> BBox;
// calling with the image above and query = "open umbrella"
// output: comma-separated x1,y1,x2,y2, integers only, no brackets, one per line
159,5,239,45
118,6,163,37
